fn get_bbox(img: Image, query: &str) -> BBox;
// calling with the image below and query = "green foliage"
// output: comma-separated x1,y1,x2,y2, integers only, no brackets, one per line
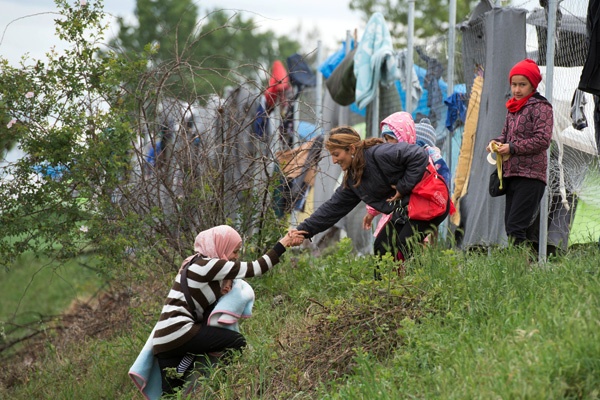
0,98,20,154
0,0,149,273
112,0,199,62
321,244,600,399
0,252,105,363
110,1,300,97
2,241,600,398
1,0,292,281
0,254,104,320
4,3,599,398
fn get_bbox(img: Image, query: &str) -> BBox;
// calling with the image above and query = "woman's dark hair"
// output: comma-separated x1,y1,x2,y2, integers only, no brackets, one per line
326,126,383,188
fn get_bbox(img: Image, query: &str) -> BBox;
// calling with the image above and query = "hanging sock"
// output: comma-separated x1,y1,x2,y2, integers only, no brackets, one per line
570,89,588,130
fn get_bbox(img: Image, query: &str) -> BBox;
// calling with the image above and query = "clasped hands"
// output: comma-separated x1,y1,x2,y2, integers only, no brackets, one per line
280,229,307,247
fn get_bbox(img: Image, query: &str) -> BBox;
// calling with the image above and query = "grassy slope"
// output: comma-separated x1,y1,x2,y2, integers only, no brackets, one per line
0,254,103,321
2,239,600,399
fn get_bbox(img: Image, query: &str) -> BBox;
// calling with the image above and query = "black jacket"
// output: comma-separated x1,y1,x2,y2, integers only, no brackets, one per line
578,0,600,96
297,142,429,238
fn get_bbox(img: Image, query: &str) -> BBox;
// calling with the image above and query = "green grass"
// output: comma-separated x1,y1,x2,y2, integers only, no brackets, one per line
0,253,104,321
2,239,600,399
318,245,600,400
0,252,106,368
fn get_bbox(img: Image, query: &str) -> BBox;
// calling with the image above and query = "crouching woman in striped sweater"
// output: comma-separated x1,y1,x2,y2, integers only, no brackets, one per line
152,225,303,394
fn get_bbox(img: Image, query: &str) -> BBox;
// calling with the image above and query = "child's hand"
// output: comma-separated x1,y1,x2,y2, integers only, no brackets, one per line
385,187,402,203
487,141,500,153
495,143,510,155
363,213,374,230
280,230,306,247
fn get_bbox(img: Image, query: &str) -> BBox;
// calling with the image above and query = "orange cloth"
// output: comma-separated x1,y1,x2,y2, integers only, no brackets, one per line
265,60,290,110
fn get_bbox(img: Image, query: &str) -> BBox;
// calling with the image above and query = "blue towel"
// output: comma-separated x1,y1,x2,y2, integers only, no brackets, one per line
208,279,255,332
128,327,162,400
128,280,254,400
354,12,399,109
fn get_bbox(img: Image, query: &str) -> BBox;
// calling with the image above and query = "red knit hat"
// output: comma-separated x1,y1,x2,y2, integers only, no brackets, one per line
509,58,542,89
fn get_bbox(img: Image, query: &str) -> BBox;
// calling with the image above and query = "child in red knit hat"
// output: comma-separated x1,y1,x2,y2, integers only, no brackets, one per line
486,58,553,254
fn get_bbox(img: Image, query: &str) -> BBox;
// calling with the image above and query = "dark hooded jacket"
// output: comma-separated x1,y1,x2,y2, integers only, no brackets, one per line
297,142,429,238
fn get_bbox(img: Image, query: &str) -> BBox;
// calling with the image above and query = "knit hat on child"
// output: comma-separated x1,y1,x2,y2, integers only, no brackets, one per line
415,118,437,148
509,58,542,89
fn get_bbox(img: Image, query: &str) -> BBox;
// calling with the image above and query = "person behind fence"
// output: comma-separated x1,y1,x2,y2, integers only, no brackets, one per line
291,126,451,268
363,112,417,239
414,118,451,188
152,225,303,394
486,58,553,251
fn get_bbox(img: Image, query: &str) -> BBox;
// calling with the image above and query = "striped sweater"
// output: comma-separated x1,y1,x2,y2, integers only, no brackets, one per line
152,242,285,355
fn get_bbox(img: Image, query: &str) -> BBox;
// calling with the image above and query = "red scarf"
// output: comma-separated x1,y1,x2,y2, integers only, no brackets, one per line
505,92,534,113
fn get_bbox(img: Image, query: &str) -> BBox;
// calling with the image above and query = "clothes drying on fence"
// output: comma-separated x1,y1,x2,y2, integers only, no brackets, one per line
450,74,483,227
287,53,317,88
458,0,491,96
444,92,468,132
280,99,295,146
144,140,164,175
578,0,600,96
354,12,399,109
265,60,290,112
319,39,355,80
253,97,270,138
397,50,423,113
326,48,358,106
280,54,317,147
274,135,324,216
456,7,528,249
416,47,444,125
32,162,69,181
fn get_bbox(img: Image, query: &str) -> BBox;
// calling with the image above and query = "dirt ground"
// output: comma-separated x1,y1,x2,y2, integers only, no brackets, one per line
0,285,135,389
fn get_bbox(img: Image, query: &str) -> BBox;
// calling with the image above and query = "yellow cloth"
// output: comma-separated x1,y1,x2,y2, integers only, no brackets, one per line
489,141,509,190
295,185,314,222
450,75,484,226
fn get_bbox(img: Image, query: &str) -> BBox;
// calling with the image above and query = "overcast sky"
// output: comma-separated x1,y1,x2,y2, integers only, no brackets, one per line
0,0,364,65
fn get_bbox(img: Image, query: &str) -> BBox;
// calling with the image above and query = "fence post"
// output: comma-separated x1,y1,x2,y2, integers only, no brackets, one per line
316,40,323,136
406,0,415,114
539,0,558,263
